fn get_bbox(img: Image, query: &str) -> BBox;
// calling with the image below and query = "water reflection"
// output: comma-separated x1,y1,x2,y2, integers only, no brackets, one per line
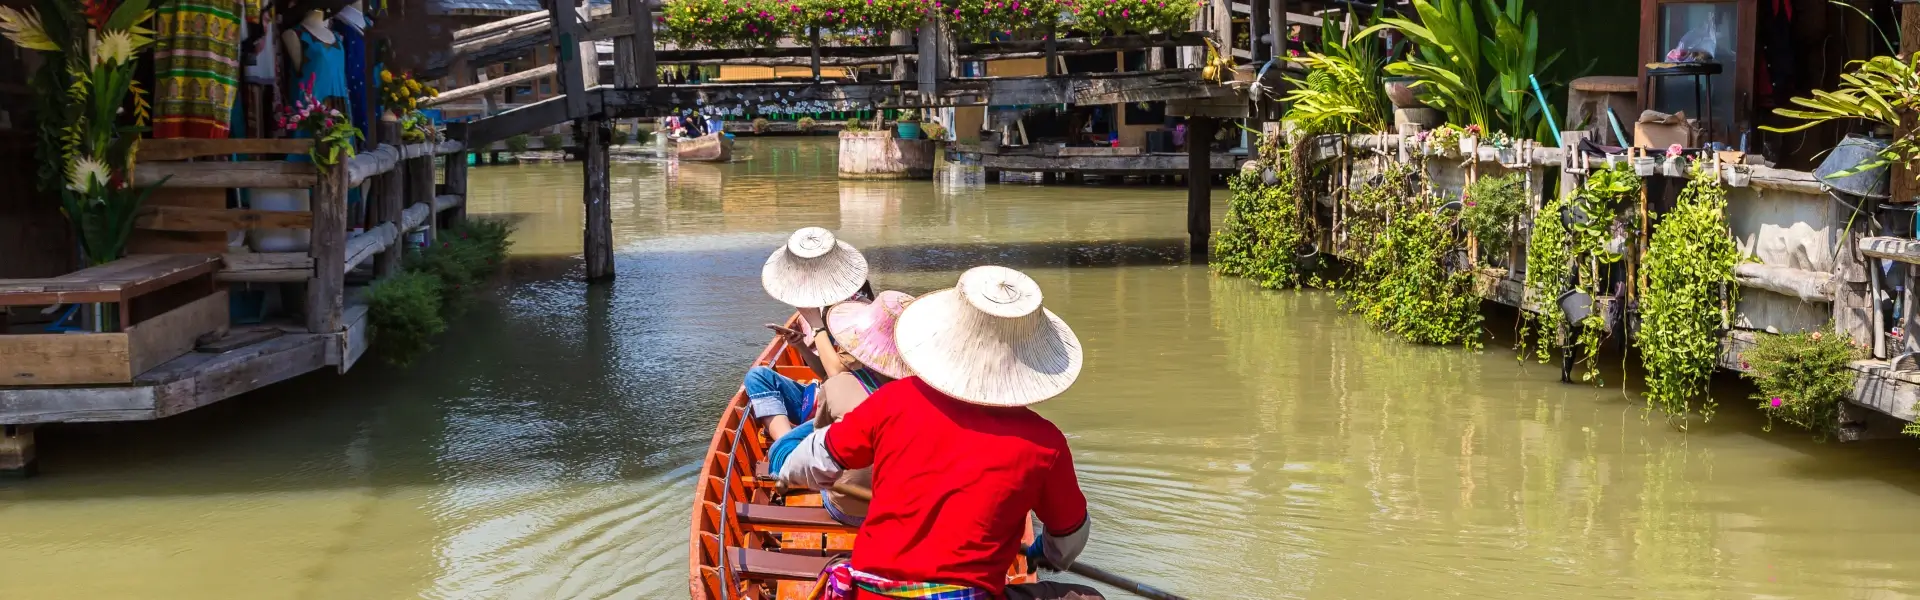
5,138,1920,599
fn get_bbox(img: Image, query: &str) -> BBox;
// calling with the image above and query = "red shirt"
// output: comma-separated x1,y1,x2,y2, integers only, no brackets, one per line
825,376,1088,595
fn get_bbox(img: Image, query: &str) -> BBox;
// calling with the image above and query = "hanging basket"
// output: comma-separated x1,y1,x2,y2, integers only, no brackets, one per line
1814,134,1892,198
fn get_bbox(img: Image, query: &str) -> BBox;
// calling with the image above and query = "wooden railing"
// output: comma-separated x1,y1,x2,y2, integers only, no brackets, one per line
133,136,468,336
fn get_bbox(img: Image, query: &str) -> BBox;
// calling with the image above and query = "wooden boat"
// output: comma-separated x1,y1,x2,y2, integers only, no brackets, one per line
690,315,1037,600
673,132,735,163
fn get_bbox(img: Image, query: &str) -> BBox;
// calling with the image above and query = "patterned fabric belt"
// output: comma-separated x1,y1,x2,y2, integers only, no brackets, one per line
813,563,989,600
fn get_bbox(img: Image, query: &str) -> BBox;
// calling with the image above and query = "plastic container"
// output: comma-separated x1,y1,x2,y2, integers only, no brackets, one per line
895,121,921,140
1814,134,1891,198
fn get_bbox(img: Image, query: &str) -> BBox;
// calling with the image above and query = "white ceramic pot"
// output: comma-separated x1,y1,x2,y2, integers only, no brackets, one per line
248,188,311,252
1632,157,1657,176
1661,156,1689,178
1722,165,1751,187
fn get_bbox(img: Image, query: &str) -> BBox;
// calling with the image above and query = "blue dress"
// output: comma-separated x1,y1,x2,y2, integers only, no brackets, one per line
295,28,350,108
332,16,370,138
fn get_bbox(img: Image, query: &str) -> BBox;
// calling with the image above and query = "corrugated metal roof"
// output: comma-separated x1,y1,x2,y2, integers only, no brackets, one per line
428,0,609,16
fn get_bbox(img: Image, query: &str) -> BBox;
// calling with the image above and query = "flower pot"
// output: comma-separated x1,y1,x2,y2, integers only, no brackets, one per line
1814,134,1891,198
1497,146,1518,164
1722,165,1750,187
1557,289,1595,325
1660,156,1689,178
895,122,921,139
1632,156,1658,176
1383,76,1426,110
1459,137,1478,158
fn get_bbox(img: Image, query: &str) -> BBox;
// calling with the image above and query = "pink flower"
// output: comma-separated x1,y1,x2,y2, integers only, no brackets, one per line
1666,143,1684,158
1122,8,1129,16
1770,397,1784,408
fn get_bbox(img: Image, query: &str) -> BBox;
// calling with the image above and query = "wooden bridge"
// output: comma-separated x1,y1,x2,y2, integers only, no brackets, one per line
422,0,1335,277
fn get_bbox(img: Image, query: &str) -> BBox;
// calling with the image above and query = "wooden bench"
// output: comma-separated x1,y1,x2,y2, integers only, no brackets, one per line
0,254,219,328
728,546,832,581
0,254,227,386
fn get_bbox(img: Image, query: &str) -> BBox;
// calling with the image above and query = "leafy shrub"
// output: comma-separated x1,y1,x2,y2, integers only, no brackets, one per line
1064,0,1200,36
1460,173,1525,258
844,118,865,132
752,117,770,133
1339,162,1482,347
1637,165,1741,425
797,116,817,131
505,134,530,153
539,132,565,152
1213,151,1311,289
1744,328,1861,437
363,270,446,366
921,122,947,140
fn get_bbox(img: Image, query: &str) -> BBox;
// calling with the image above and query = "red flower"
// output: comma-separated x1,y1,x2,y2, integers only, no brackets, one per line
81,0,116,29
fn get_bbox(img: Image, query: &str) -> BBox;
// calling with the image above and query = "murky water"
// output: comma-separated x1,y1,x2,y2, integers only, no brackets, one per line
8,137,1920,599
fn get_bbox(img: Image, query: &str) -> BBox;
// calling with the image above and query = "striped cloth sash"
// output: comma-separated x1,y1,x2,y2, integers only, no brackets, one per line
812,563,989,600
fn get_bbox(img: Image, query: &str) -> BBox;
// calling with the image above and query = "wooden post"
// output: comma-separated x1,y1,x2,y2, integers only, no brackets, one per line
1270,0,1287,61
810,26,823,81
611,0,642,86
409,153,438,246
0,424,35,477
1188,117,1215,257
583,119,614,281
891,30,913,80
1044,22,1058,77
635,0,658,87
1250,0,1269,63
307,163,348,333
446,149,470,227
549,0,590,119
376,126,406,278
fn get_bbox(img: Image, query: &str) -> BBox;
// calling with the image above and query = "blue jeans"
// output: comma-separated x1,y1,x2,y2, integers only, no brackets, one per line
744,366,814,424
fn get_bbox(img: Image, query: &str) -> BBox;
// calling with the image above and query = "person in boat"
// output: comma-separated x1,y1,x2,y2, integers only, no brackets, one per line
765,291,915,527
780,265,1102,600
747,227,878,442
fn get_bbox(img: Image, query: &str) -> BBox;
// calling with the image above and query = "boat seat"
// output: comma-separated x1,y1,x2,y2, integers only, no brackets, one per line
736,503,843,529
729,546,832,580
756,461,771,479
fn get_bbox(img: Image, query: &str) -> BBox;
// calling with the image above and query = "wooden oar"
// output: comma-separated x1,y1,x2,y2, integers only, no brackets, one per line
829,484,1190,600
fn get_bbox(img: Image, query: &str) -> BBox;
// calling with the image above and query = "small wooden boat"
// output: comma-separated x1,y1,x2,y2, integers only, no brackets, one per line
690,315,1037,600
673,132,735,163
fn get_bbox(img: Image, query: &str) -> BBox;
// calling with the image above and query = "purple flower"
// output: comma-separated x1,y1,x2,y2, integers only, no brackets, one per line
1770,397,1784,408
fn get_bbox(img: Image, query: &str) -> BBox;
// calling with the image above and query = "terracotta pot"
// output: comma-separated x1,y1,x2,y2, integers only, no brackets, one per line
1384,77,1426,110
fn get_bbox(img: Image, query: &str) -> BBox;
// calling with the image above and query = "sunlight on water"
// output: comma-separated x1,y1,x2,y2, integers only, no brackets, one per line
6,138,1920,599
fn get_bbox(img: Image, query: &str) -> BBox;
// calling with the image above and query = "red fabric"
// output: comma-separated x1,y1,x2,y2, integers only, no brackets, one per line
826,376,1088,596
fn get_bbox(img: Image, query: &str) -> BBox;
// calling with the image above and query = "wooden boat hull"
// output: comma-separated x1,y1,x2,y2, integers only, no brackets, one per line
689,315,1035,600
673,133,734,163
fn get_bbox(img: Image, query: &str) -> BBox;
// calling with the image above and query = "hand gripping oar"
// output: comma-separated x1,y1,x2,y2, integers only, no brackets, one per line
829,483,1190,600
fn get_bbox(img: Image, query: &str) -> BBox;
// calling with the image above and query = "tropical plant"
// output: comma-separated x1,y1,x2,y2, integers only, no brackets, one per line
1281,27,1394,135
378,68,438,117
1479,0,1563,141
2,0,169,267
1362,0,1563,142
797,116,817,131
752,117,771,133
1637,165,1741,426
845,117,866,132
368,219,514,366
540,132,565,152
1460,173,1525,256
1517,193,1572,364
280,78,364,173
1742,328,1862,437
1339,162,1483,347
1761,54,1920,179
505,134,531,153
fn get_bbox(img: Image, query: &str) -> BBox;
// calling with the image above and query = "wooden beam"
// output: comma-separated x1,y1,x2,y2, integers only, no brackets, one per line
454,10,549,41
584,119,614,281
1862,236,1920,265
954,32,1209,54
345,223,398,273
550,0,591,119
222,252,313,272
1735,263,1837,303
422,64,557,108
138,138,314,162
306,166,347,334
374,123,405,278
135,206,314,232
612,0,642,87
132,161,317,188
348,143,403,186
464,89,603,147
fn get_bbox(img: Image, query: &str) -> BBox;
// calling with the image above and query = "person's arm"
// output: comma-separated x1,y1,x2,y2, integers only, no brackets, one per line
778,384,883,489
1030,446,1091,571
796,307,846,379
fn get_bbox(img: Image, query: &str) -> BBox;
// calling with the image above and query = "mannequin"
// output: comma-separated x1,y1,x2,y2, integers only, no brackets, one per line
332,1,373,136
280,9,335,70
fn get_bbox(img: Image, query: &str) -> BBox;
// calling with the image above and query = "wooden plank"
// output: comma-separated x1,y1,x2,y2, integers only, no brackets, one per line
629,0,657,88
128,187,230,254
306,166,348,334
423,64,557,108
345,223,399,273
464,90,598,147
404,202,434,230
0,333,131,385
976,150,1243,173
1734,263,1837,303
135,206,314,232
433,194,465,212
408,155,439,245
1056,146,1144,157
585,119,614,281
126,290,229,378
1861,236,1920,265
445,144,471,225
132,161,318,188
217,268,310,283
195,326,284,353
0,254,218,306
550,0,591,119
222,252,312,272
338,304,369,373
147,333,331,418
454,9,549,41
0,384,154,423
138,139,314,162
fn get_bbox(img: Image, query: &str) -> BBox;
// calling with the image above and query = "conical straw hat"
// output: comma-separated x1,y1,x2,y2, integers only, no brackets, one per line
828,291,916,380
894,266,1082,407
762,227,868,308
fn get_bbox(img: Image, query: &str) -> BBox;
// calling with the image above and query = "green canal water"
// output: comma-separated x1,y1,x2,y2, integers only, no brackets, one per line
8,138,1920,599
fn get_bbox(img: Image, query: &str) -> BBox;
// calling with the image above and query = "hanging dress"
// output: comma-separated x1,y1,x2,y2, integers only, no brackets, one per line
153,0,244,138
333,6,372,138
295,26,352,110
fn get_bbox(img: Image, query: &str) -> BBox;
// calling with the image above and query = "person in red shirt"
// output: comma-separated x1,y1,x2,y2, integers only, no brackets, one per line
781,266,1101,600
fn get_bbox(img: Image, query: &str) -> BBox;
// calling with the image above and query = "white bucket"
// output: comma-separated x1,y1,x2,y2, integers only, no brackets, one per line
249,188,311,252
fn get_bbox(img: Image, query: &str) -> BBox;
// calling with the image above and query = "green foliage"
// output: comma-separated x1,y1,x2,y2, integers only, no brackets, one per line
1065,0,1199,37
1479,0,1565,142
1761,54,1920,179
797,116,817,131
505,134,531,153
367,219,514,366
1517,193,1572,364
1460,173,1525,256
1282,26,1395,135
921,122,948,140
539,132,565,152
363,270,446,367
844,117,866,132
752,117,771,133
1339,162,1483,347
1362,0,1564,142
1743,328,1862,438
1637,165,1741,425
661,0,791,48
1213,152,1312,289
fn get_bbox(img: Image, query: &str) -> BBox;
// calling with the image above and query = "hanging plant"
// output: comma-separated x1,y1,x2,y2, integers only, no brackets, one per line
1063,0,1200,37
280,75,364,173
1460,173,1525,259
1742,328,1862,438
378,68,438,117
1518,193,1572,364
1213,147,1312,289
2,0,170,266
1637,164,1741,426
1339,162,1483,348
661,0,792,48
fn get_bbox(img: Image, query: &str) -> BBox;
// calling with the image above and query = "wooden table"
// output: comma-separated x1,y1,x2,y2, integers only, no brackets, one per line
0,254,220,331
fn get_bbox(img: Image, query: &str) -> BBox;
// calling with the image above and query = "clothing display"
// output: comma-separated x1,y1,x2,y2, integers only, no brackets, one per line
333,6,372,136
295,27,351,107
153,0,244,138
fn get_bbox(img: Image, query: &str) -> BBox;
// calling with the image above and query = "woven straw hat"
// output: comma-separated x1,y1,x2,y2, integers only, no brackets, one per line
762,227,868,308
894,266,1082,407
828,291,916,380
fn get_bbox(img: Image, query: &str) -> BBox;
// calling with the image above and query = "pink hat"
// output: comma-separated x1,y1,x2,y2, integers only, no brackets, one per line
827,290,915,380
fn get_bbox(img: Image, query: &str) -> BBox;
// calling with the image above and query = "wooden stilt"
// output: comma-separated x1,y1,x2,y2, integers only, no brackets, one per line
408,153,437,246
1188,116,1215,257
446,150,470,227
0,424,36,478
584,118,615,282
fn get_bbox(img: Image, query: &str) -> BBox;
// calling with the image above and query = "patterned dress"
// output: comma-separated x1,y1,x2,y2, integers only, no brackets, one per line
153,0,243,139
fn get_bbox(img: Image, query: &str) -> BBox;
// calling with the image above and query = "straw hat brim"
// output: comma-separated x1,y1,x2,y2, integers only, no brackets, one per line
828,292,914,380
761,240,868,308
893,288,1082,407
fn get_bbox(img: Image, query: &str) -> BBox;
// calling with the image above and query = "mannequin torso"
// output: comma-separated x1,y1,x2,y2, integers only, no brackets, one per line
280,10,335,68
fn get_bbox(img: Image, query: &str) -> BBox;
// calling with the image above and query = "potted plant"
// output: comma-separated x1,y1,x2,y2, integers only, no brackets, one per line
895,110,922,139
796,116,816,132
921,122,947,141
1660,144,1689,177
752,117,771,134
1763,54,1919,197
